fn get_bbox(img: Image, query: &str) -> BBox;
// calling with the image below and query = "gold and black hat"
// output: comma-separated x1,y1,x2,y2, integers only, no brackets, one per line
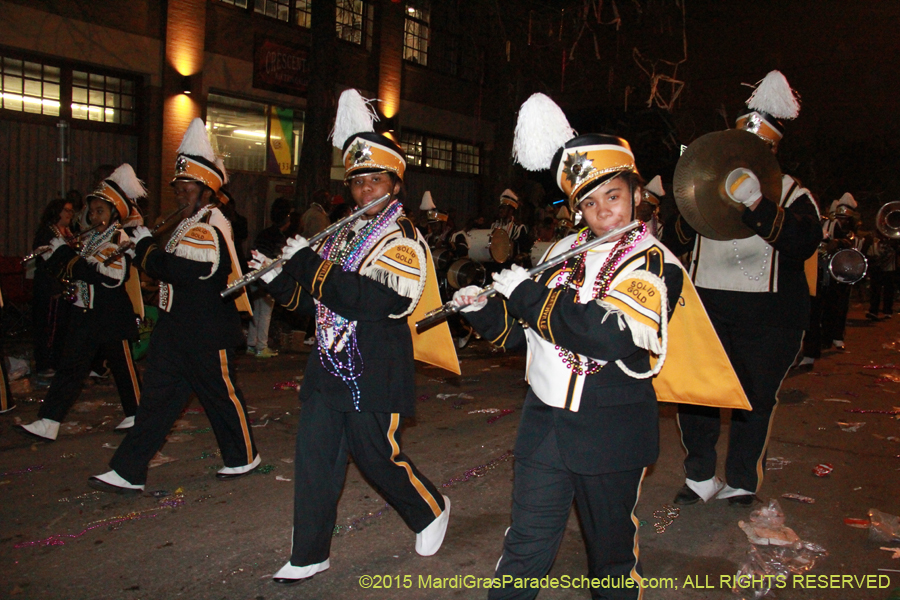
172,118,227,196
549,134,636,208
499,189,520,210
735,70,799,151
426,209,448,223
88,162,145,222
332,89,406,182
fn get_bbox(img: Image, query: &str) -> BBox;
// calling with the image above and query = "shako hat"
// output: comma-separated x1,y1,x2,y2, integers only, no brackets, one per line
513,93,636,210
426,209,448,223
499,189,520,210
331,89,406,182
735,70,800,151
172,118,228,200
88,162,146,223
642,175,665,206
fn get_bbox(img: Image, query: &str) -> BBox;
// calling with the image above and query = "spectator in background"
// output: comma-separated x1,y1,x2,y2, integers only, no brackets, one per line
302,189,331,237
247,197,292,358
866,228,897,320
219,188,249,271
329,194,352,223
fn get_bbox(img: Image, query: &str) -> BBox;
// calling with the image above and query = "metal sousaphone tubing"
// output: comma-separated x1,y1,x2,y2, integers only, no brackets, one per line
673,129,782,241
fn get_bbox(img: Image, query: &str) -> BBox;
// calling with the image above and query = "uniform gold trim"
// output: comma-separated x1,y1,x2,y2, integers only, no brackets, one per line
219,349,253,464
387,413,442,518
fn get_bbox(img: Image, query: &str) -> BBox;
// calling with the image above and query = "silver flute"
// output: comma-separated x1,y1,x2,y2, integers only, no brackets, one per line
21,221,106,263
415,220,642,333
221,192,393,297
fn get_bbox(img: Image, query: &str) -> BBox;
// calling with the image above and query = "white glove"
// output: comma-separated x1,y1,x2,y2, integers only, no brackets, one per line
249,249,281,283
725,168,762,207
491,264,531,299
452,285,488,313
125,246,136,260
42,236,67,259
132,225,153,244
281,235,310,262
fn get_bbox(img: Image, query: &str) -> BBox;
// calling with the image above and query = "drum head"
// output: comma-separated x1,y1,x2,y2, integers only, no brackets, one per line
530,241,553,267
489,228,512,263
447,258,486,289
829,248,867,284
432,247,453,272
465,229,494,263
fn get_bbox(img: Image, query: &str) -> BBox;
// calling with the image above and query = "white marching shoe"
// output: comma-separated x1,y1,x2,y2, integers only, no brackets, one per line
19,418,60,441
115,416,135,431
272,559,330,585
216,454,261,480
88,470,145,494
416,495,451,556
687,477,725,502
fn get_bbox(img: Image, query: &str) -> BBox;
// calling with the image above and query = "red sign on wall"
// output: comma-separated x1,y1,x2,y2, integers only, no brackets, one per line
253,36,309,96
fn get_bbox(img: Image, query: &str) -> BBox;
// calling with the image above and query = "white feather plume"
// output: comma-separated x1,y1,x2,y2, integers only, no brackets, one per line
513,93,576,171
331,89,378,149
746,70,800,120
107,163,147,199
420,191,436,211
177,118,217,161
215,157,228,184
838,192,856,208
645,175,665,197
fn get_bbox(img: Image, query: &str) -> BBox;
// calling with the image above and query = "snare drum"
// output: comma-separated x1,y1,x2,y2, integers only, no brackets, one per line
447,258,487,289
828,248,868,284
530,241,553,267
466,228,512,263
432,247,454,272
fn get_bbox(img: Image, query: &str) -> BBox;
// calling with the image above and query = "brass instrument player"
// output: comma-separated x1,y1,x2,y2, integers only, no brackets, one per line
19,164,145,440
665,71,823,506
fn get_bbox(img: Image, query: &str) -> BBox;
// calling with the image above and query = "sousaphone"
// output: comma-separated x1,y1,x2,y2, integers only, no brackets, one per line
673,129,783,240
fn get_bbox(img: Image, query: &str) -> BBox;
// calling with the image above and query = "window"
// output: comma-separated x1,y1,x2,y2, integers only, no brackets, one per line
401,130,480,175
218,0,249,7
455,142,480,175
72,71,136,124
336,0,373,47
294,0,311,28
207,93,305,174
254,0,290,22
0,57,60,116
403,1,430,66
401,131,424,167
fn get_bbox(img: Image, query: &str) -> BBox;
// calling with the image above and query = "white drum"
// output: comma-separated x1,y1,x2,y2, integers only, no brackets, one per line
530,241,554,267
466,228,511,263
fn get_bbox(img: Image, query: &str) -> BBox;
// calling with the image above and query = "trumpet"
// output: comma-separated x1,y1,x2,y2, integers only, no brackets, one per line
415,220,642,333
221,192,393,297
21,220,107,264
102,203,190,266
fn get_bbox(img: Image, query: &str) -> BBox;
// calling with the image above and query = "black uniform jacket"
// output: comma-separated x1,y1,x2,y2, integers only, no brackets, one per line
664,186,821,329
463,249,683,475
45,244,138,343
134,226,244,351
265,220,421,416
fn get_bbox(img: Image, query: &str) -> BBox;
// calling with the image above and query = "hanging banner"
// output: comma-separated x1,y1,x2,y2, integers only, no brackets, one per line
253,36,310,96
268,106,294,175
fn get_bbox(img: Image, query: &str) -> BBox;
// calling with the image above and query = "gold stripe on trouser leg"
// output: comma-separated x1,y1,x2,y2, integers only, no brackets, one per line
754,403,778,493
630,467,648,598
122,340,140,405
218,349,253,464
386,413,442,518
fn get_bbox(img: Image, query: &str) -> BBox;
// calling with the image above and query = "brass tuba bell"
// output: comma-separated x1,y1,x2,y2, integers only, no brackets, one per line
876,201,900,239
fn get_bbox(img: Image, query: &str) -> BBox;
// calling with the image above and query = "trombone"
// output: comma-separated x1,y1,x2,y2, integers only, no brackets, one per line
415,220,642,333
221,192,393,297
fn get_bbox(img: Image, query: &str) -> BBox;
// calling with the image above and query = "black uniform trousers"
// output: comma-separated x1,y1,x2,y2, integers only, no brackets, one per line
820,281,851,344
110,342,256,485
802,292,824,359
0,304,11,412
677,308,802,493
869,270,896,315
289,390,445,567
37,318,141,423
490,428,645,600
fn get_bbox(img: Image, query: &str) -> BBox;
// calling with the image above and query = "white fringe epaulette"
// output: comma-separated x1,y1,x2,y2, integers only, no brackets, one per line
177,118,217,161
172,222,220,280
746,70,800,120
598,269,669,380
107,164,147,200
513,93,576,171
331,89,377,149
360,238,427,319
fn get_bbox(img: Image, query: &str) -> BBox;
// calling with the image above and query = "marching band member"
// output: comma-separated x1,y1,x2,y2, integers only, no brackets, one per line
251,89,458,585
19,164,145,440
637,175,665,239
492,189,529,259
90,119,257,493
664,71,822,506
454,93,745,600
